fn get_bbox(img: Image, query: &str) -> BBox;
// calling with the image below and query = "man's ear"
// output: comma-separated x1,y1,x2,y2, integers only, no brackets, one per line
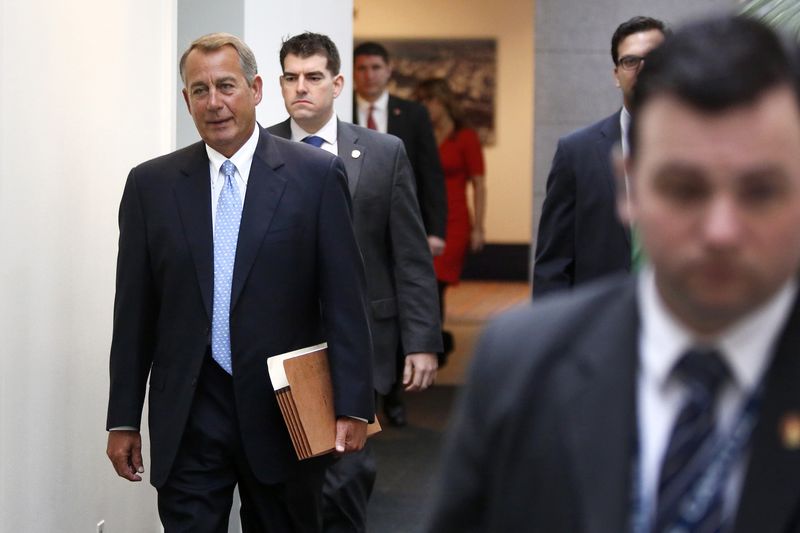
332,74,345,99
182,88,191,113
251,75,263,106
612,144,635,227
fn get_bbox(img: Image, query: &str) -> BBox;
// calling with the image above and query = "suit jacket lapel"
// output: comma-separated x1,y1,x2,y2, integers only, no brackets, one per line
733,290,800,533
561,281,639,533
230,128,287,311
269,118,292,140
387,95,402,135
174,143,214,321
597,110,629,245
336,121,364,197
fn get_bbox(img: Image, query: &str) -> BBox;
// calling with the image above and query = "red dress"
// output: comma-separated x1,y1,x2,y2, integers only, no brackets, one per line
434,127,485,284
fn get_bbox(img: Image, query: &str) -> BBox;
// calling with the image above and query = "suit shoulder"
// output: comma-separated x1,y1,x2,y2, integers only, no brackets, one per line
346,122,404,151
560,110,620,146
132,142,204,174
389,94,427,115
478,275,631,371
265,119,290,138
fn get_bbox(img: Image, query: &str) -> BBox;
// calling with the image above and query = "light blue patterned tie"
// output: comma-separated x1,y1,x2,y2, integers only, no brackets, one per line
211,159,242,374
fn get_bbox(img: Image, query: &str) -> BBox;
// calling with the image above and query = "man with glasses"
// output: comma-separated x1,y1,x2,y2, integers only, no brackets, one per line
533,16,666,297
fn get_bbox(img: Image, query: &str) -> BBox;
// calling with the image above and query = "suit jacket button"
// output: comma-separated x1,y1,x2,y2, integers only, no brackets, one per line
191,376,198,387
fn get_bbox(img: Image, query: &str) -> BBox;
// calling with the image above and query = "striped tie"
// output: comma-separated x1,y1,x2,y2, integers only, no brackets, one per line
655,348,730,532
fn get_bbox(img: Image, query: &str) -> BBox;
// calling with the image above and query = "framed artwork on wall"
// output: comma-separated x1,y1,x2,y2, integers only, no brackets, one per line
356,38,497,145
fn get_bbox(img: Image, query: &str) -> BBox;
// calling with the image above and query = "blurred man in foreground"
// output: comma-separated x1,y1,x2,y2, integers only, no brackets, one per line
426,15,800,532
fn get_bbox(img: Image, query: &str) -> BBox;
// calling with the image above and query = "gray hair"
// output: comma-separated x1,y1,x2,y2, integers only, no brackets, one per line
179,32,258,86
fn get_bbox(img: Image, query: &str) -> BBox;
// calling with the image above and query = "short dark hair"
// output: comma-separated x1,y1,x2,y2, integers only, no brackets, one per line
280,32,341,75
629,15,800,158
611,16,667,65
353,41,390,63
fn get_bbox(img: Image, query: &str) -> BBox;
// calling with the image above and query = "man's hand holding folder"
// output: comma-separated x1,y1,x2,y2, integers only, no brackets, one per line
334,417,368,455
267,343,381,460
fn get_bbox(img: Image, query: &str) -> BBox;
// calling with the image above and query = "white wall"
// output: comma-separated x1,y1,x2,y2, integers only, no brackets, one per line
0,0,174,531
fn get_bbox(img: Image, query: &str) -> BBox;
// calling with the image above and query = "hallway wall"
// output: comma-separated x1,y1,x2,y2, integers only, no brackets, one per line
0,0,175,530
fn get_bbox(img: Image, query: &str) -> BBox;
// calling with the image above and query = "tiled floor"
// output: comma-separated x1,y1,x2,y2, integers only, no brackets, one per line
437,280,530,385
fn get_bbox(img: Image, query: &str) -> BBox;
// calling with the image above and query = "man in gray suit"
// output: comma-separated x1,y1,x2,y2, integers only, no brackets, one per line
269,32,442,533
425,15,800,532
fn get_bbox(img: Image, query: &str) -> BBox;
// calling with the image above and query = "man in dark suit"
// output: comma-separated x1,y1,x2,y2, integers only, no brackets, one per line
533,16,666,297
353,40,447,426
352,41,447,254
269,32,442,533
425,16,800,532
105,33,374,532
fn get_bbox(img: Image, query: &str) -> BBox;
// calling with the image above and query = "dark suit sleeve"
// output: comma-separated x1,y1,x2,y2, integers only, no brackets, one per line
533,138,576,297
389,142,443,354
107,169,157,429
422,319,510,532
317,156,375,420
413,105,448,239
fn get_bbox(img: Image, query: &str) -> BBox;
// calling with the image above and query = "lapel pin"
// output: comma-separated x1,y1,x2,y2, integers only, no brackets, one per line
780,412,800,450
351,149,362,159
393,108,401,116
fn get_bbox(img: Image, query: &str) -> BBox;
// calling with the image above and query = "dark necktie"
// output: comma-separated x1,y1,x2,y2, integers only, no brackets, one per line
366,105,378,130
655,347,730,532
302,135,325,148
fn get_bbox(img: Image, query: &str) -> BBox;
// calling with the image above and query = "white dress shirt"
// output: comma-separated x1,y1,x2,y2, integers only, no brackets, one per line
289,113,339,156
355,90,389,133
635,267,797,527
620,106,632,206
207,125,259,230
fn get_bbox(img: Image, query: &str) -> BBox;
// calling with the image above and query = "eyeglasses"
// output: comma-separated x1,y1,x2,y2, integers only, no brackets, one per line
618,55,645,71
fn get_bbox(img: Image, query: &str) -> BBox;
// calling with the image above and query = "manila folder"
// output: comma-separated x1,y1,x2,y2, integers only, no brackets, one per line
267,343,381,459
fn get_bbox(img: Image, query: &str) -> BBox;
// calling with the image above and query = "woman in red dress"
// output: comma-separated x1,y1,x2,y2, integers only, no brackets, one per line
415,78,487,360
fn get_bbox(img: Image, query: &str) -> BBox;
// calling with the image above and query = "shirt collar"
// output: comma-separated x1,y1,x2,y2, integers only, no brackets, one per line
205,124,260,184
638,267,797,393
289,113,338,146
356,90,389,113
620,106,632,158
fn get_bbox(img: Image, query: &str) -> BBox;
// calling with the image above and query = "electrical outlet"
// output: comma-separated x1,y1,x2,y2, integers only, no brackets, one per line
96,519,105,533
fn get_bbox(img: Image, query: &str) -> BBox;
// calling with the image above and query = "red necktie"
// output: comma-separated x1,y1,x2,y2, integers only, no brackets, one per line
366,105,378,130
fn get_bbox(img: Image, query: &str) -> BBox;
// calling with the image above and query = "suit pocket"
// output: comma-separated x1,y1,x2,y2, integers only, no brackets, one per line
262,224,304,245
371,297,398,320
